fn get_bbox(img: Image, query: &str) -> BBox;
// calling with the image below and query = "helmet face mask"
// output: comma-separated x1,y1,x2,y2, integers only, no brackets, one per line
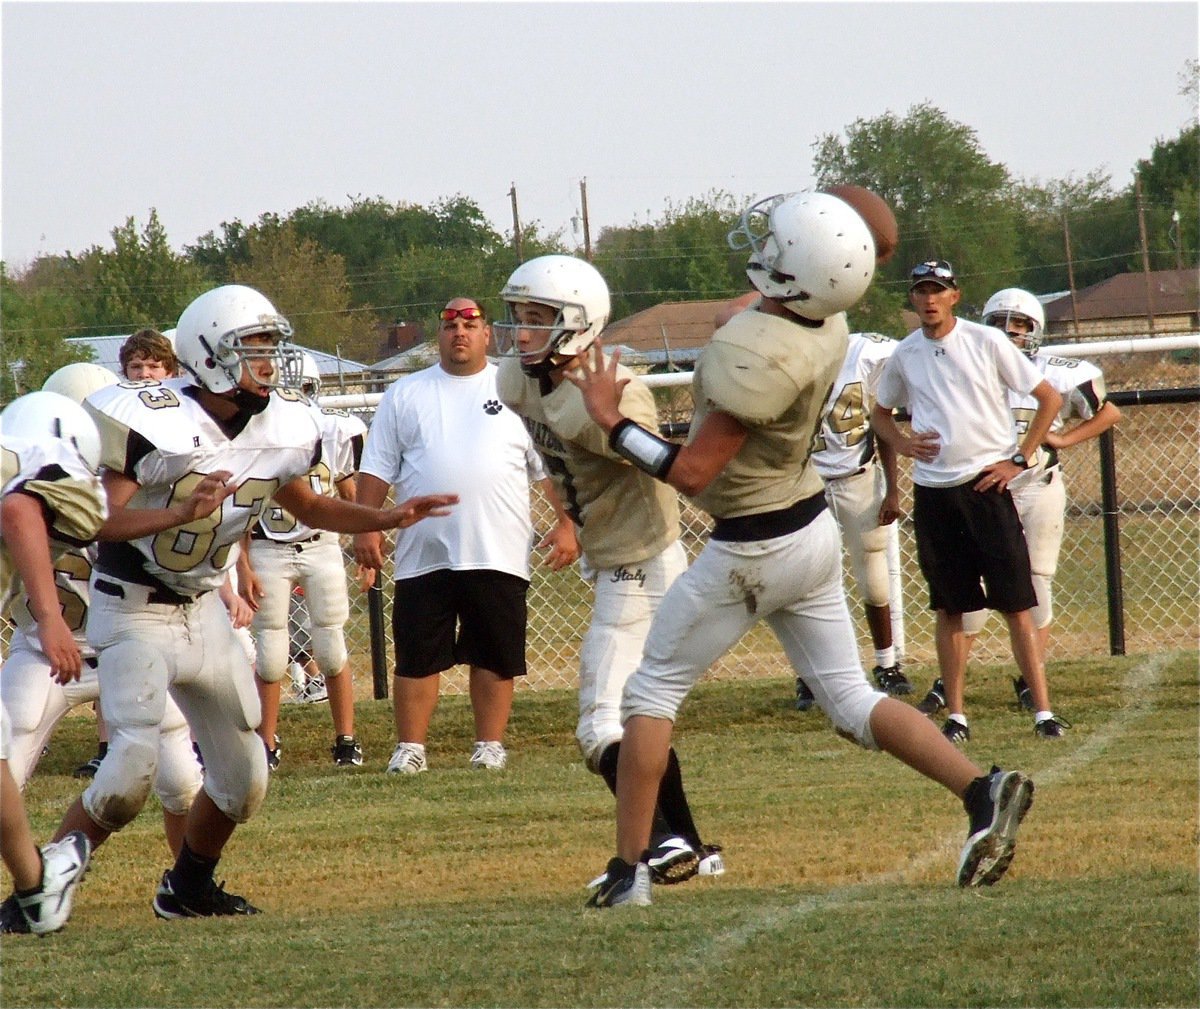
982,288,1045,356
1,390,103,473
728,191,875,321
495,256,611,375
175,285,302,394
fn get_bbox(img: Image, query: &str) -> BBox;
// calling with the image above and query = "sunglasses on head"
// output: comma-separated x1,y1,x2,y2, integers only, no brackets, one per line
440,306,484,321
910,261,955,281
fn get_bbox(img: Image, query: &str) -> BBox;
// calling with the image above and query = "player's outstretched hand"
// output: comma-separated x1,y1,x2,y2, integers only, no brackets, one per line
563,339,629,433
385,494,459,529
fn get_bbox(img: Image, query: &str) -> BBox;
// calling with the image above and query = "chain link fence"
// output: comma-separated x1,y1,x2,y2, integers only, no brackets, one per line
311,341,1200,698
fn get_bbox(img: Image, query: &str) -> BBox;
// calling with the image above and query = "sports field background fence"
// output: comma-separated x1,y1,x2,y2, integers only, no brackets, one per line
305,337,1199,700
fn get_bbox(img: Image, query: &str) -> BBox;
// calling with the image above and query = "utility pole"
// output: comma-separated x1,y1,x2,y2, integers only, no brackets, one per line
509,183,523,263
1062,214,1081,337
1172,210,1184,271
1135,172,1156,333
579,178,593,261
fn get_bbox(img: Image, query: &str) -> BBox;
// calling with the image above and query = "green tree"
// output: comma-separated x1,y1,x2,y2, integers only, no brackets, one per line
593,191,749,319
0,260,94,400
1135,123,1198,269
228,220,379,363
82,209,208,330
812,103,1023,312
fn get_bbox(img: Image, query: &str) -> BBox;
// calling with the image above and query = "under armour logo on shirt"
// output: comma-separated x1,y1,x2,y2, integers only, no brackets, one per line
933,348,946,357
482,400,504,415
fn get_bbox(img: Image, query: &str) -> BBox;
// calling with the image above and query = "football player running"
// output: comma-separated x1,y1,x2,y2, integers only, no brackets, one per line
494,255,723,891
921,289,1119,716
45,284,456,920
239,353,370,769
1,391,107,934
569,192,1035,906
1,366,202,933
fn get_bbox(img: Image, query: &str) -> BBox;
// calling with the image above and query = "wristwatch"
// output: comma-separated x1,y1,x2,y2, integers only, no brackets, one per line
1010,452,1029,469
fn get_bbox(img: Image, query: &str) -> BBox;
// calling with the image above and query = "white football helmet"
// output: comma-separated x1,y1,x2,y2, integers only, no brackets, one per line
494,255,611,371
982,288,1045,356
1,390,102,473
42,362,120,404
300,352,321,399
174,285,302,394
727,191,875,321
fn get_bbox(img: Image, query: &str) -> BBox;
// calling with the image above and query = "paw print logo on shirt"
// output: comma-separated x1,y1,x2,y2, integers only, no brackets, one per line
483,399,504,415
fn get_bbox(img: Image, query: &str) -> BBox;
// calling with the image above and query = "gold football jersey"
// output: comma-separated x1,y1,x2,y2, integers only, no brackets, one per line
689,309,848,519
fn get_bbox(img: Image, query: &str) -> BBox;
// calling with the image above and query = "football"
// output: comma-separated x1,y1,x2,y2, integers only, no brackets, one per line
822,184,898,265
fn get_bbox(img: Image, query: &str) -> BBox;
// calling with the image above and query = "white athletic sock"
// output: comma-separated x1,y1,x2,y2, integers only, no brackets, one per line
947,712,968,727
875,647,896,669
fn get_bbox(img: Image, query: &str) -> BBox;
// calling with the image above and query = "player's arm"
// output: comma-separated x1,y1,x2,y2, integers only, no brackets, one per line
274,475,456,535
235,531,264,611
536,477,580,571
1044,400,1121,451
565,339,747,495
0,492,81,682
96,468,235,541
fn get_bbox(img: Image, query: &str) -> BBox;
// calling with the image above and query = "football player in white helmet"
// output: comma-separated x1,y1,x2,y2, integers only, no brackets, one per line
496,256,724,891
1,390,108,934
239,350,371,769
924,288,1119,711
1,372,203,937
41,283,457,921
570,193,1034,905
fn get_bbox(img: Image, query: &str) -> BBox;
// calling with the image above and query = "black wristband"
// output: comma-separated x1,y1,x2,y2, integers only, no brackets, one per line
609,418,680,481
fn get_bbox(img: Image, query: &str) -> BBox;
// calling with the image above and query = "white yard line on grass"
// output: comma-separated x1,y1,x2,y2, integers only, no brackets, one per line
666,651,1175,975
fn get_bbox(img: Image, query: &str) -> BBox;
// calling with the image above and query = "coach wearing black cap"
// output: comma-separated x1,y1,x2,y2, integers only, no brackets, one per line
869,259,1071,743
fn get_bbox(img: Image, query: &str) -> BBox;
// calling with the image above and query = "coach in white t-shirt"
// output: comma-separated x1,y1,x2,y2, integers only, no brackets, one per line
871,260,1069,743
355,297,578,774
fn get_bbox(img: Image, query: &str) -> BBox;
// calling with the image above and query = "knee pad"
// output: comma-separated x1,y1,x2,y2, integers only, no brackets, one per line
203,729,270,824
826,683,884,751
151,710,203,817
84,731,158,831
859,537,891,608
310,624,349,677
1030,573,1053,629
253,626,290,683
579,723,622,774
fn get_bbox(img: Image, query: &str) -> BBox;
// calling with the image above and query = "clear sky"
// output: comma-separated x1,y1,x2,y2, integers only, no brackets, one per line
2,1,1196,269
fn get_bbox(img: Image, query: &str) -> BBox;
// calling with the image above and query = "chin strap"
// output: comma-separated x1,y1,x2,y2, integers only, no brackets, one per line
609,418,680,481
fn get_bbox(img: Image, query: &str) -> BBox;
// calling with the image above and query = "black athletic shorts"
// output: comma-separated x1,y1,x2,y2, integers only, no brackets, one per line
391,568,529,679
912,478,1037,616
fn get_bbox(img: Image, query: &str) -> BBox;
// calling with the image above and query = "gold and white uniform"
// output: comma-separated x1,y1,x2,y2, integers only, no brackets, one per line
80,379,321,831
249,406,366,682
2,542,202,814
1,436,106,763
498,357,687,768
813,333,905,650
621,309,887,746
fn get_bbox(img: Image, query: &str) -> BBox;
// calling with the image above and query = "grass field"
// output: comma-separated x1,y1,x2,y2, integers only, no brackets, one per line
3,650,1196,1008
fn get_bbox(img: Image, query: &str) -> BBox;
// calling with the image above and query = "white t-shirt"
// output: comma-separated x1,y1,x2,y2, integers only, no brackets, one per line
876,318,1043,488
359,362,547,580
812,332,897,480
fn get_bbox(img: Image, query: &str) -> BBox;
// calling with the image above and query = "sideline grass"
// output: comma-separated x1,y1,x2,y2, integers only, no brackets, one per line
3,651,1196,1008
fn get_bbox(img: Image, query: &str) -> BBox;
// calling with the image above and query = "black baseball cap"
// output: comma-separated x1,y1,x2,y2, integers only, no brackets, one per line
909,260,957,292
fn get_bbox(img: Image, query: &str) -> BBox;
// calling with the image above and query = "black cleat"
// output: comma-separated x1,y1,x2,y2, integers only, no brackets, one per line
917,678,946,715
1012,676,1034,711
795,678,815,711
873,664,913,696
152,870,261,919
958,766,1034,886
